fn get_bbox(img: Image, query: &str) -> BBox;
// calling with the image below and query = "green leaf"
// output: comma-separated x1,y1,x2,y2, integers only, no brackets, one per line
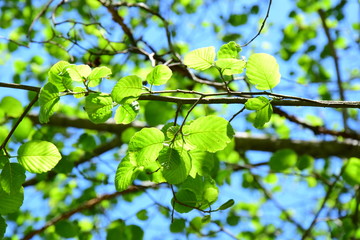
0,215,6,239
0,187,24,214
0,150,9,169
0,163,25,194
111,75,144,104
128,128,165,166
183,46,215,70
85,93,113,124
146,65,172,86
136,209,148,221
0,96,23,118
245,97,273,128
145,101,174,127
215,58,246,75
218,199,235,210
13,117,33,141
246,53,281,90
158,147,191,184
189,150,215,177
269,149,297,172
72,86,86,98
217,41,241,59
66,64,92,82
342,158,360,186
170,218,186,233
297,154,314,170
114,102,139,124
87,66,112,87
184,116,234,152
55,220,79,238
172,189,197,213
48,60,72,91
114,155,139,192
17,140,62,173
39,82,60,124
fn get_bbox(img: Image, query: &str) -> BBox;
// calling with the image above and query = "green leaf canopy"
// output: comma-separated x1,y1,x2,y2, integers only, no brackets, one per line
17,140,62,173
246,53,281,90
87,66,112,87
183,46,215,71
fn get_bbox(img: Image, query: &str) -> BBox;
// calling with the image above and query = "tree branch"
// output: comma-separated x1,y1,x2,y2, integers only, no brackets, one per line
26,114,360,158
21,184,158,240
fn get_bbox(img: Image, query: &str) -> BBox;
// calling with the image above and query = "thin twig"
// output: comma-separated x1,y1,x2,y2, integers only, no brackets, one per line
241,0,272,47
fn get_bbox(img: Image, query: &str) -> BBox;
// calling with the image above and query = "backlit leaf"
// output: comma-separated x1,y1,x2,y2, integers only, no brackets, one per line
215,58,246,75
342,158,360,186
158,147,191,184
184,46,215,70
0,96,23,118
39,82,60,124
217,41,241,59
245,97,273,128
87,66,112,87
184,116,234,152
48,61,72,91
66,64,92,82
85,93,113,124
111,75,144,104
17,140,62,173
128,128,164,166
246,53,281,90
269,149,297,172
115,155,139,192
114,102,139,124
0,187,24,214
146,65,172,86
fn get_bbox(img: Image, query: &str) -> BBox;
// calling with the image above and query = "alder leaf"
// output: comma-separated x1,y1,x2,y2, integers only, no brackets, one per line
215,58,246,75
66,64,92,82
0,187,24,214
184,116,234,152
48,61,72,91
84,93,113,124
269,149,297,172
0,162,25,194
217,41,241,59
246,53,281,90
87,66,112,87
158,147,191,184
172,189,197,213
0,216,6,239
111,75,144,104
146,65,172,86
39,82,60,124
128,128,165,166
17,140,62,173
245,97,273,128
115,155,139,192
184,46,215,71
342,158,360,186
114,102,139,124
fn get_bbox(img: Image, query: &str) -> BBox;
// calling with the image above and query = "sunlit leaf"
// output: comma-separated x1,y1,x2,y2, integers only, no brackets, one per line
189,150,215,177
115,155,139,192
17,140,62,173
84,93,113,124
245,97,273,128
146,65,172,86
66,64,92,82
215,58,246,75
246,53,281,90
111,75,144,104
87,66,112,87
184,46,215,70
128,128,164,166
158,147,191,184
115,102,139,124
39,82,60,124
217,41,241,59
48,60,72,91
184,116,234,152
218,199,235,210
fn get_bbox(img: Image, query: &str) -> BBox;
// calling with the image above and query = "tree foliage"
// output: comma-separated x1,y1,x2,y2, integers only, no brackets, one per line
0,0,359,239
